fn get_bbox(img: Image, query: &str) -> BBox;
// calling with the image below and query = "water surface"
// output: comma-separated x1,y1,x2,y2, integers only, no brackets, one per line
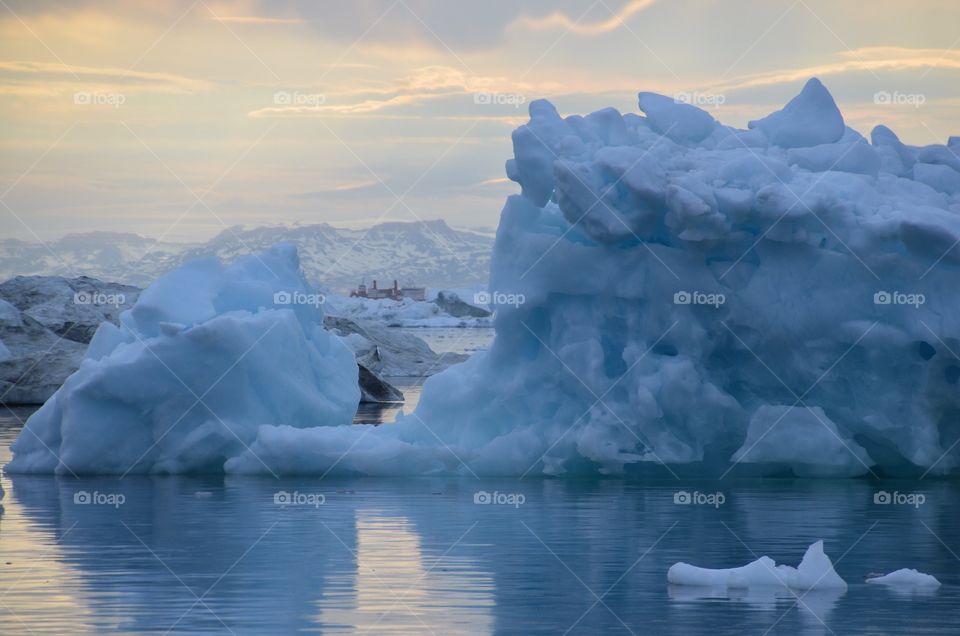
1,411,958,635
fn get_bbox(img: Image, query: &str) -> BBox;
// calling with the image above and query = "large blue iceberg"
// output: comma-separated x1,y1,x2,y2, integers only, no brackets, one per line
8,78,960,478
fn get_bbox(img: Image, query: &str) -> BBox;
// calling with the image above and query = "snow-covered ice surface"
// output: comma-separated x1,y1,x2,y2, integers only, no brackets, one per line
667,540,847,591
866,568,941,588
10,77,960,477
6,245,359,474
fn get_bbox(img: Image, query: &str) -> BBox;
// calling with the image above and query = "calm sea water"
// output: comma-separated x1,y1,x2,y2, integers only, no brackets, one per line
2,408,958,635
409,326,494,356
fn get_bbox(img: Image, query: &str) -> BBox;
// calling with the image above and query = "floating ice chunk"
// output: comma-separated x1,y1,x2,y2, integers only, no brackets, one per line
731,406,874,478
667,556,784,588
668,540,848,591
786,540,849,591
865,569,941,588
749,78,845,148
638,92,717,143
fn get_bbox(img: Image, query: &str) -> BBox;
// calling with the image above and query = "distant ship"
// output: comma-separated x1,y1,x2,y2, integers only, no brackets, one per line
350,279,426,301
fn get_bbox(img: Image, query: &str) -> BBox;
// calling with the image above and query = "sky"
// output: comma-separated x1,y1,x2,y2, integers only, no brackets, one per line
1,0,958,242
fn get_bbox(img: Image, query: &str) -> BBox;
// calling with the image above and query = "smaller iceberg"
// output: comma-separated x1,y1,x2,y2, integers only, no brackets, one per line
865,569,941,588
667,540,847,591
6,244,360,475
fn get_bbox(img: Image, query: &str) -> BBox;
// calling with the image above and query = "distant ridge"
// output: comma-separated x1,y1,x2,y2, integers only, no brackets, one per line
0,220,493,291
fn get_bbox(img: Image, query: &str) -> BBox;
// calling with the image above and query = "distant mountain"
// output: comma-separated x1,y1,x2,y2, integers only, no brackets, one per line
0,220,493,291
0,232,186,289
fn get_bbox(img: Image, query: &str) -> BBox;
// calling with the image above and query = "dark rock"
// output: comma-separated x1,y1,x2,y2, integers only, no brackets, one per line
433,291,491,318
358,364,404,403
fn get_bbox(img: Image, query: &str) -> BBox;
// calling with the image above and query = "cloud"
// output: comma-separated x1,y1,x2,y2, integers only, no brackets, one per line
232,0,662,49
710,47,960,93
510,0,657,36
0,60,213,95
205,15,304,25
479,177,512,186
288,180,384,198
248,65,556,118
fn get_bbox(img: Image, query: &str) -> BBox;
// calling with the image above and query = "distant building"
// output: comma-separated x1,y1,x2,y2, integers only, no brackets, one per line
351,279,426,302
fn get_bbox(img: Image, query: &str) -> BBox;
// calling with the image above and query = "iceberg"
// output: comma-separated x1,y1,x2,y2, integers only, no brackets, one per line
9,77,960,478
382,76,960,478
6,245,359,474
667,540,848,591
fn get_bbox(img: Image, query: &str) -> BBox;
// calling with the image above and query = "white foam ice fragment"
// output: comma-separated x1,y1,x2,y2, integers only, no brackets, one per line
667,540,848,591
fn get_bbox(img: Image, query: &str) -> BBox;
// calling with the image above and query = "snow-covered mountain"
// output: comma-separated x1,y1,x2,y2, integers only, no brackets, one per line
0,232,184,289
0,220,493,291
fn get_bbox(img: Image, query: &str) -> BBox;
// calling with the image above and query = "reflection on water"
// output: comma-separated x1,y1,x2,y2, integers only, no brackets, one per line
2,417,959,634
320,512,495,633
